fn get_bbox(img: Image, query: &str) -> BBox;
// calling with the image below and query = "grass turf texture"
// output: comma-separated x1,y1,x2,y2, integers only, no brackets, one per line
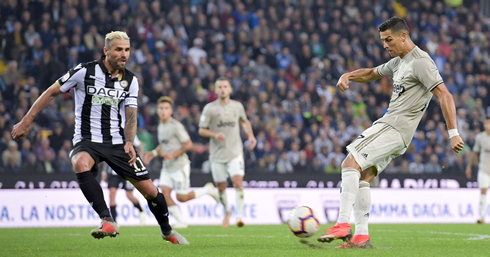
1,224,489,257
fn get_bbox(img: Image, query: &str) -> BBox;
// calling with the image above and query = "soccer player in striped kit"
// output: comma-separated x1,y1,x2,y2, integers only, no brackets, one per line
12,31,188,244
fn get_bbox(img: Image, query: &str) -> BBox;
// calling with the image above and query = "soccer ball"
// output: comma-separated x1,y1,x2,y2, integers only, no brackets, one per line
287,206,320,238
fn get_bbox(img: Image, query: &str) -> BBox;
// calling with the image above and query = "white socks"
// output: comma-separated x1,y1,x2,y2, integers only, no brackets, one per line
219,190,231,212
337,168,360,223
480,193,486,220
235,188,244,218
193,187,208,198
354,180,371,235
168,205,184,224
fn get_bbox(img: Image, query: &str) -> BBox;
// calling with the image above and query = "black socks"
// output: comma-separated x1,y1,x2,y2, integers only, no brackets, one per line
147,192,172,235
76,172,112,221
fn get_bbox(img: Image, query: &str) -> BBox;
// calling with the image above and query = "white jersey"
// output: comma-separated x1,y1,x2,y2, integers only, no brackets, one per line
199,100,247,163
56,56,139,145
376,46,443,146
157,118,191,173
473,132,490,174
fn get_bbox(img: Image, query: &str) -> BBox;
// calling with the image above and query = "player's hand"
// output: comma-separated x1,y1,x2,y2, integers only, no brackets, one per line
11,120,31,140
214,132,226,141
450,135,464,153
162,153,175,160
336,74,350,92
465,167,472,179
247,136,257,151
124,141,136,166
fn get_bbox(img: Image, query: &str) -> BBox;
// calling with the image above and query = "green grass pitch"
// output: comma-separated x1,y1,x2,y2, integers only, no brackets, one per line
1,224,489,257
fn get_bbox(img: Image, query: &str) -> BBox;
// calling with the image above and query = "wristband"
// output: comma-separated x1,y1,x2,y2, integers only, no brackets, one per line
152,149,158,157
448,129,459,138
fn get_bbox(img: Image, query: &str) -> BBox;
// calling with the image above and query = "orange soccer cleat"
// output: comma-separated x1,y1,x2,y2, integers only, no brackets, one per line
162,230,189,245
91,218,119,239
336,235,373,249
317,223,352,243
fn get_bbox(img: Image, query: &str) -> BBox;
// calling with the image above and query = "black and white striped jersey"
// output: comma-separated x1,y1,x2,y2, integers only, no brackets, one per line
56,56,139,145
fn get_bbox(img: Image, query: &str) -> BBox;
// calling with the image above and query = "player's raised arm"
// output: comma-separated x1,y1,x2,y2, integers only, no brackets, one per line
11,83,63,140
336,68,382,92
431,83,464,153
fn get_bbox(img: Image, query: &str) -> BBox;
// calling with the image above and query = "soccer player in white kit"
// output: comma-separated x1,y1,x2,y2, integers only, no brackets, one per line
145,96,219,229
465,117,490,224
198,78,257,227
317,17,465,248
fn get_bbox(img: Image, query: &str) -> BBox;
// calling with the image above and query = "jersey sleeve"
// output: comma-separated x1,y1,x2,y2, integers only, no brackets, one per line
473,134,481,153
376,58,398,77
238,102,247,121
412,58,443,91
176,122,191,143
199,105,211,128
124,77,139,108
56,63,86,92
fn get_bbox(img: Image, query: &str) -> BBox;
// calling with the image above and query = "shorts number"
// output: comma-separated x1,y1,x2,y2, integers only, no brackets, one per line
133,157,147,172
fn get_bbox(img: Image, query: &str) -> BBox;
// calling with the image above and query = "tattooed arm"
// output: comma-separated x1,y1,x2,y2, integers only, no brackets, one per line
124,106,138,165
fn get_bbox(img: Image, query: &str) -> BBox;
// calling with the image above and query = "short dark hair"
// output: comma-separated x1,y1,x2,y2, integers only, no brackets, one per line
378,17,409,34
214,77,230,86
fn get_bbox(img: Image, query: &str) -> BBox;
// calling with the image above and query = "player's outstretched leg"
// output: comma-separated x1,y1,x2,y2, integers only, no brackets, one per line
146,189,189,244
337,181,373,248
204,182,219,202
76,171,118,239
318,167,359,243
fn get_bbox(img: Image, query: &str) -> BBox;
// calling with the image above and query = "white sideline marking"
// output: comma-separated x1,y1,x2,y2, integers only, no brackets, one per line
377,229,490,241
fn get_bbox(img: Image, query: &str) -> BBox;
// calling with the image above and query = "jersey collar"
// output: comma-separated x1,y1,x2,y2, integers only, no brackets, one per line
99,55,125,81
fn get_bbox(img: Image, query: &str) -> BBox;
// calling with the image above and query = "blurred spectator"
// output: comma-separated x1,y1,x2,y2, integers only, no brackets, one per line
2,141,21,172
0,0,488,175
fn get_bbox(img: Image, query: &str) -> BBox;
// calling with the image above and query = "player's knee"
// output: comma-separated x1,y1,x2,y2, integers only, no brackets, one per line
217,183,227,192
341,155,361,171
71,153,94,172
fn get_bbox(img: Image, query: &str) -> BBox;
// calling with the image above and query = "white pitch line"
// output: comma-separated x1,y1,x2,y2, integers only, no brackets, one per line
377,229,490,241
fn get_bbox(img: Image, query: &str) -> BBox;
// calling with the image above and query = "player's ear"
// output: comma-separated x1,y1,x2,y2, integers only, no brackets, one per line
401,32,408,42
103,47,108,55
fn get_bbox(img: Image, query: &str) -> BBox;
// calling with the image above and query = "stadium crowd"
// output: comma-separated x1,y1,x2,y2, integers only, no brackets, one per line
0,0,489,175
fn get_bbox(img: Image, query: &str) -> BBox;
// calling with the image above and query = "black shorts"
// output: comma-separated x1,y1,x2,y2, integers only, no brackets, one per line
107,171,134,190
70,140,149,181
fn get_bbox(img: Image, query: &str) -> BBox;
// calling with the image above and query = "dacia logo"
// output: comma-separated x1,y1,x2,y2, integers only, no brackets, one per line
217,120,236,128
87,86,128,99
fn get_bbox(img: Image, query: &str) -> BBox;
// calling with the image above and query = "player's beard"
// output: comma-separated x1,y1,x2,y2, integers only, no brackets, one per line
107,56,126,72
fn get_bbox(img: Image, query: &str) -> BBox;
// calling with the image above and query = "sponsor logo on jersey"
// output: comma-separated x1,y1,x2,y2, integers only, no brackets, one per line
87,85,127,105
361,153,368,159
393,83,405,97
160,139,169,144
217,120,236,128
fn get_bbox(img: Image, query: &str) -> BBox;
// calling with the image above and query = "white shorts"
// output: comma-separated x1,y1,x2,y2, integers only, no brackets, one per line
478,171,490,189
159,163,191,194
346,123,407,174
210,155,245,183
